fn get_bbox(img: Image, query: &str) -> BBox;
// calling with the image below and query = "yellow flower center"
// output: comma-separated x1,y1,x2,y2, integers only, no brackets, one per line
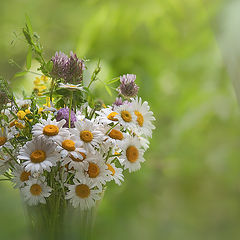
108,129,123,140
121,110,132,122
70,152,86,162
20,171,31,182
75,184,90,198
0,136,7,146
134,111,144,127
62,139,75,151
107,112,118,121
43,125,59,136
107,163,115,176
80,130,93,143
30,150,46,163
87,163,100,178
30,184,42,196
126,146,139,163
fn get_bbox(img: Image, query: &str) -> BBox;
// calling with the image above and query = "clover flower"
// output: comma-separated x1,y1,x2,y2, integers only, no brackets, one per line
51,51,85,84
56,108,77,128
118,74,139,98
113,97,129,107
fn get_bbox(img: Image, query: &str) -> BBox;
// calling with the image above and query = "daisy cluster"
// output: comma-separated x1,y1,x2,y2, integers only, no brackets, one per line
0,23,155,210
0,94,154,210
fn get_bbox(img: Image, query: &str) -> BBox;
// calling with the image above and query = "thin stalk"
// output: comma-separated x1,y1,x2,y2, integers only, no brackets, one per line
50,78,55,103
105,122,119,135
69,91,73,128
3,147,19,164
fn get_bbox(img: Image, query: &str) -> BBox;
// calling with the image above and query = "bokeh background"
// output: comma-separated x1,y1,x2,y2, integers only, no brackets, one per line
1,0,240,239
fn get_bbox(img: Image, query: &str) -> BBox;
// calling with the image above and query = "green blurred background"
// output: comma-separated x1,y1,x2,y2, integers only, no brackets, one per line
1,0,240,239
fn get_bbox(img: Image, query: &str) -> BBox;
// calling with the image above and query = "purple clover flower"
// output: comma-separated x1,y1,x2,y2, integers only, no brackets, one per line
51,51,85,84
56,108,76,128
118,74,139,98
113,97,129,107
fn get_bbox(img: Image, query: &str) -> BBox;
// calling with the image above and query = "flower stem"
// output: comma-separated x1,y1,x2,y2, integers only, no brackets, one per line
69,91,73,128
105,122,119,135
50,78,55,103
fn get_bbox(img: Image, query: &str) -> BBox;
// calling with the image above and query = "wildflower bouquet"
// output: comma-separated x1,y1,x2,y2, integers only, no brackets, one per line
0,19,155,240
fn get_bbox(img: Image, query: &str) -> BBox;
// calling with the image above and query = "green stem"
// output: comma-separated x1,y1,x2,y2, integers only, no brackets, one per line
50,78,55,103
3,147,19,165
69,91,73,128
105,122,119,135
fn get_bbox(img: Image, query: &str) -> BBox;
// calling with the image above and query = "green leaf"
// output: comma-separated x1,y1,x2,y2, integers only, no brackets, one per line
26,46,32,70
13,71,28,79
104,85,112,96
25,14,33,36
107,77,120,85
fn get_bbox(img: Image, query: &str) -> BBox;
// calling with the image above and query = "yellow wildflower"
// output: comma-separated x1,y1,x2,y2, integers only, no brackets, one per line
17,110,26,120
15,121,25,129
38,107,44,114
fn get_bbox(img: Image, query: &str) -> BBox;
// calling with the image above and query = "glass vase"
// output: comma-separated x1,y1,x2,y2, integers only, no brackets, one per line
23,195,97,240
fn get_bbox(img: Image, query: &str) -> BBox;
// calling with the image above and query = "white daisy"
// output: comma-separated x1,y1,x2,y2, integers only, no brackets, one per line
76,111,85,121
71,119,104,154
0,127,13,150
21,177,52,206
96,107,119,125
59,83,84,91
118,136,145,173
11,165,32,188
106,159,124,185
32,118,68,143
18,137,61,174
56,135,83,158
138,135,150,150
66,177,101,210
60,147,87,172
0,153,10,175
114,103,137,130
102,125,127,148
76,152,112,191
130,97,155,137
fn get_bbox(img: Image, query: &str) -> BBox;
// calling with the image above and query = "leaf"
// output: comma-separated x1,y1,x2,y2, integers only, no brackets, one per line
104,85,112,96
26,46,32,70
25,14,33,36
107,77,120,85
13,71,28,79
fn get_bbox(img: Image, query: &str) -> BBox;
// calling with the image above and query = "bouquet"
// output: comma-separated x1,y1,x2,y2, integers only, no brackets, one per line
0,19,155,239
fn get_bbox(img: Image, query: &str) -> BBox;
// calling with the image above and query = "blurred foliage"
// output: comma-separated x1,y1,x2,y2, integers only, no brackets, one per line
1,0,240,240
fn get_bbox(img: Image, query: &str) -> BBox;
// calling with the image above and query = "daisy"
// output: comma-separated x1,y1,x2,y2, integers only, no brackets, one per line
138,135,150,150
12,165,32,188
118,136,145,173
0,127,13,150
76,152,112,191
114,103,137,131
32,118,68,143
18,137,61,174
0,153,10,175
130,97,155,137
71,119,104,153
96,107,119,125
66,177,101,210
57,136,87,171
103,125,127,147
21,177,52,206
59,83,84,91
106,159,124,185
